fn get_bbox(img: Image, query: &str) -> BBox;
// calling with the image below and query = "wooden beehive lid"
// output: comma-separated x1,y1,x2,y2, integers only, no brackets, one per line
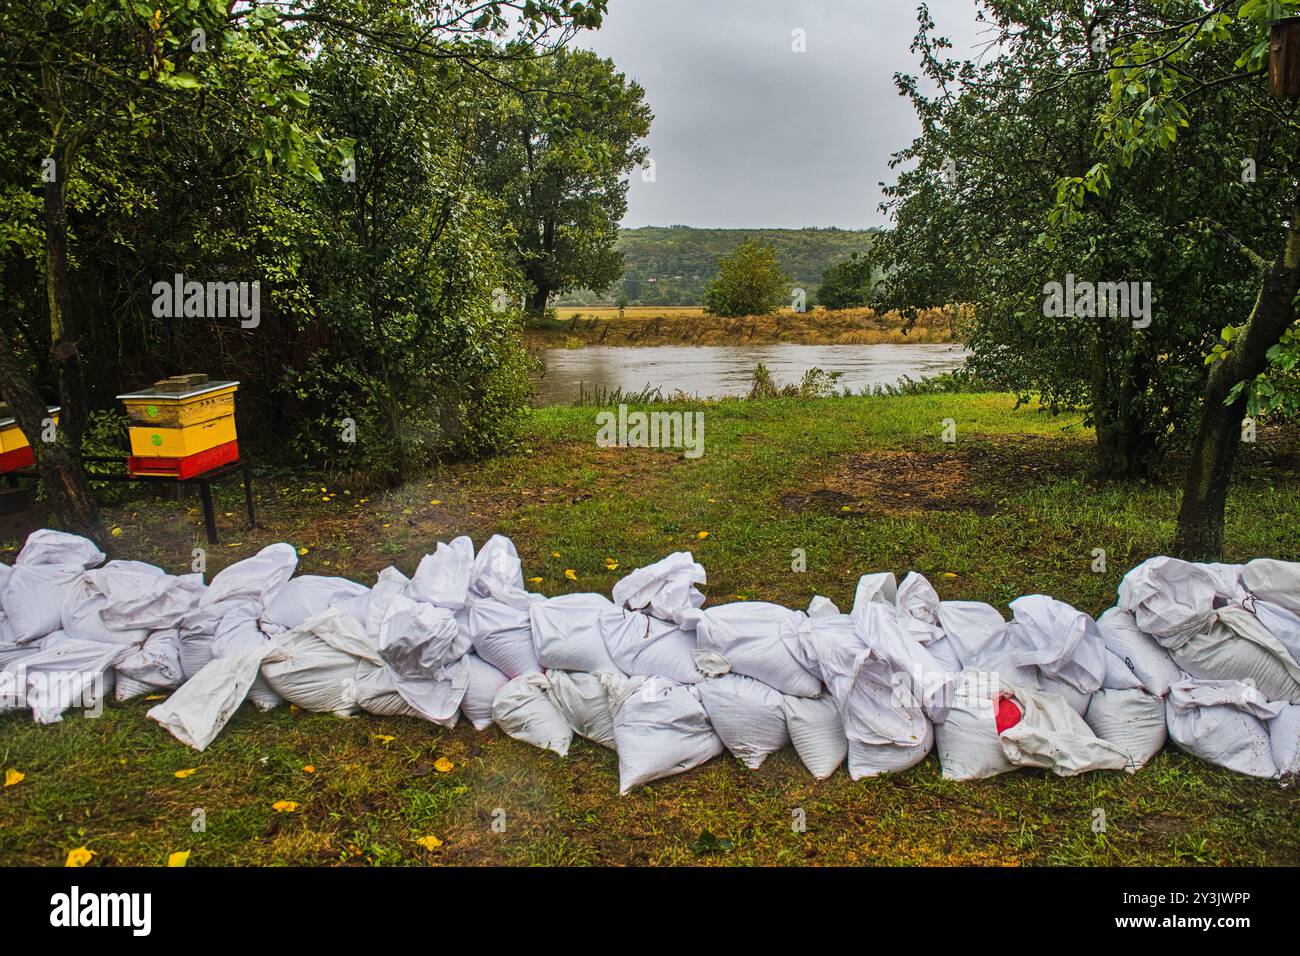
0,405,61,430
117,380,238,402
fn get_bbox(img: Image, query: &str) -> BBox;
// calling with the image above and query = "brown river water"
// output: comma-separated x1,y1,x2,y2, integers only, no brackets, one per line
535,343,969,405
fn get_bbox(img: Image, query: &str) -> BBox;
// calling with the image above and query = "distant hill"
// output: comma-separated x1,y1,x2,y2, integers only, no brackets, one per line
556,225,879,307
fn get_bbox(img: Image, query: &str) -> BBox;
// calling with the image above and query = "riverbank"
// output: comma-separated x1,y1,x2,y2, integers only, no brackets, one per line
2,392,1298,866
525,305,957,348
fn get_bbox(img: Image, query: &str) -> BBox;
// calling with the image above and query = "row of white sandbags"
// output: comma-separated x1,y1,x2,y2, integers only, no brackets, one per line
2,529,1298,787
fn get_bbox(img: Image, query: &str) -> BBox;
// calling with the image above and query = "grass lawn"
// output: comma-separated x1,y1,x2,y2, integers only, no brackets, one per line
2,392,1298,866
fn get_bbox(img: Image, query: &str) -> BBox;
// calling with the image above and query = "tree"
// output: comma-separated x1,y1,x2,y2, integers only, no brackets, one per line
874,2,1281,483
816,252,874,310
1055,1,1300,556
476,47,651,318
0,0,609,535
703,240,791,318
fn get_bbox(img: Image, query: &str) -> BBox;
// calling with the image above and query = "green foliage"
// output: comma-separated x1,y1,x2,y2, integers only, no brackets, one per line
560,226,877,306
0,1,609,482
872,1,1293,477
816,251,875,310
477,47,652,313
702,240,791,318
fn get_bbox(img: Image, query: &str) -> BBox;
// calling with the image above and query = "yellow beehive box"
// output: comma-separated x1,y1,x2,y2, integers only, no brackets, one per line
0,406,60,453
118,379,240,459
127,413,238,458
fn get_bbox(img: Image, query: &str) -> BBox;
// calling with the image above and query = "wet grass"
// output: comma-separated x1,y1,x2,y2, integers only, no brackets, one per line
1,392,1298,866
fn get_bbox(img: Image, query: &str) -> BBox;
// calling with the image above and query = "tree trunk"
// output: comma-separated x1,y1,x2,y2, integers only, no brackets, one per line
1173,185,1300,558
45,138,88,454
526,286,550,318
0,323,102,538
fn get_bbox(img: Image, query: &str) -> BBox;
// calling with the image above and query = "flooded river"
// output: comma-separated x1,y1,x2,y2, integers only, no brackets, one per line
535,343,969,405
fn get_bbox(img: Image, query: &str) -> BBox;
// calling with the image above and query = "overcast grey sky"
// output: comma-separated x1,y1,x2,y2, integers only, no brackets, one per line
575,0,987,229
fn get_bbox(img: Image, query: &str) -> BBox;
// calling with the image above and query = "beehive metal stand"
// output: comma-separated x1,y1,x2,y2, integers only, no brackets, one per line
7,455,256,545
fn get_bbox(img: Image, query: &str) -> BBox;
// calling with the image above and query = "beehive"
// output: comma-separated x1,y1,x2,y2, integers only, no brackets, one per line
0,406,60,474
118,376,240,478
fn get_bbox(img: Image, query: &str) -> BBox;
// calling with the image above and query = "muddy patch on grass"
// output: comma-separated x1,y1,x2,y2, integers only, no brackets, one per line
783,436,1093,518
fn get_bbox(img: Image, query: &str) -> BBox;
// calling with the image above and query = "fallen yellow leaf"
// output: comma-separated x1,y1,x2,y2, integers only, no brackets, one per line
271,800,299,813
430,499,442,506
373,734,395,744
65,847,94,867
174,768,198,779
4,769,24,787
527,576,544,585
144,694,165,701
564,569,577,581
416,835,443,851
696,531,710,539
167,850,190,867
297,546,309,556
433,757,454,773
110,527,123,537
551,551,561,558
302,764,316,774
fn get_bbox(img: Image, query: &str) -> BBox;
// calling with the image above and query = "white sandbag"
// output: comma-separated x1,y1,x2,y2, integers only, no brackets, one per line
348,566,413,640
696,674,789,769
0,560,11,594
4,563,85,643
114,629,184,700
211,602,282,711
1268,704,1300,778
1118,557,1219,649
806,595,841,618
782,693,847,779
21,637,124,724
999,687,1132,776
795,605,937,778
1096,607,1182,697
602,613,705,684
1085,688,1167,769
936,601,1037,689
351,666,424,719
468,534,528,601
546,670,624,749
261,575,368,631
893,572,962,674
1035,674,1092,716
611,551,706,621
679,602,821,697
61,563,158,645
464,595,542,678
408,535,475,608
610,676,723,793
261,609,384,716
176,599,255,679
1101,649,1145,691
850,602,955,720
1170,614,1300,704
375,595,470,723
935,671,1020,781
529,593,626,674
491,672,572,756
1243,559,1300,615
1165,679,1282,778
1006,594,1107,697
1253,600,1300,665
461,652,508,730
94,567,205,632
200,543,298,608
16,529,104,569
148,645,271,750
1202,563,1248,603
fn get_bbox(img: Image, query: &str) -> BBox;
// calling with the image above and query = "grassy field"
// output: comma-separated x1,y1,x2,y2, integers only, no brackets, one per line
527,305,957,348
2,392,1299,866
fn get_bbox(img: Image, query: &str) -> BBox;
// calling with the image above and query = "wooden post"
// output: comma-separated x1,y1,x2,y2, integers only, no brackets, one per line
1269,18,1300,97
